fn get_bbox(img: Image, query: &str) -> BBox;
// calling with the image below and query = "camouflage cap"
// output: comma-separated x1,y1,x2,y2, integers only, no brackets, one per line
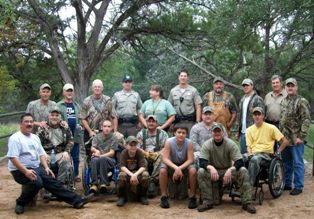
285,78,297,86
146,115,157,121
253,107,264,114
126,136,138,144
122,75,133,82
212,123,223,131
242,78,253,86
213,76,224,84
49,107,61,114
203,106,214,113
39,83,51,90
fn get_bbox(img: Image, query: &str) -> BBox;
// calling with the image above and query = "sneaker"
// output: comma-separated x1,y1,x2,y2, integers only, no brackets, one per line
15,204,24,214
197,201,213,212
284,186,292,191
140,196,149,205
117,197,125,207
188,197,197,209
99,184,107,194
290,188,302,196
90,185,98,194
242,203,256,214
73,193,94,209
160,196,169,208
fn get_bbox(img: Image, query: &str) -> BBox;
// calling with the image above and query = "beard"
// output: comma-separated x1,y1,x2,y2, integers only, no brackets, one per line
214,88,223,94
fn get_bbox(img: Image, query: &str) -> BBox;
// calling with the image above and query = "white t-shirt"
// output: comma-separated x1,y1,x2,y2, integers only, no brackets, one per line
7,131,46,171
241,96,251,133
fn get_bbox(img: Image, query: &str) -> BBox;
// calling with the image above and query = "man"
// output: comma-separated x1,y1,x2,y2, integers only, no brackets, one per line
57,83,81,182
6,113,93,214
80,79,118,153
36,108,74,189
159,124,197,209
264,75,287,127
246,107,289,186
136,115,168,196
112,75,142,138
236,78,264,154
26,83,57,132
197,123,256,214
89,120,117,194
280,78,311,195
202,76,238,135
168,69,202,133
117,136,149,206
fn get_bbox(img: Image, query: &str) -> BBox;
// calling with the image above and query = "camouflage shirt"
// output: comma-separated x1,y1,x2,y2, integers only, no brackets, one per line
280,94,311,145
137,128,169,153
36,124,74,154
80,94,117,131
92,132,118,154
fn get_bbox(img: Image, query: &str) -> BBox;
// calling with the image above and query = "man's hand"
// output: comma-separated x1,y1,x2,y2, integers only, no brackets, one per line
89,130,96,138
296,138,304,145
92,149,101,158
25,169,37,181
39,121,48,128
223,168,232,185
130,174,139,185
62,151,70,160
60,121,68,128
208,166,219,181
44,167,55,178
172,167,183,182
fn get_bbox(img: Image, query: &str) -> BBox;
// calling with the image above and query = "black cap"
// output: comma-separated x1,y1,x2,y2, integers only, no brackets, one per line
122,75,133,82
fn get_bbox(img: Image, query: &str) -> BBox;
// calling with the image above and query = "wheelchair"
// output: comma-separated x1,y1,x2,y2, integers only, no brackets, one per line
229,154,285,205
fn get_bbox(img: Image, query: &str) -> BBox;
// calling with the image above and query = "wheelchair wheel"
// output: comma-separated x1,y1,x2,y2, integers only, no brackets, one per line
268,157,285,198
81,158,91,195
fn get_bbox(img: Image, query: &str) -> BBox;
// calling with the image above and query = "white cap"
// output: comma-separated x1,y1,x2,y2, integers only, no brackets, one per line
63,83,74,91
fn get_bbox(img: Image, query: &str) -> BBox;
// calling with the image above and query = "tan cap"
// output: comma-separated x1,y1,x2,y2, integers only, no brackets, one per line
213,76,224,84
253,107,264,114
63,83,74,91
212,123,223,131
242,78,253,86
146,115,157,121
49,107,61,114
126,136,138,144
203,106,214,113
40,83,51,90
285,78,297,86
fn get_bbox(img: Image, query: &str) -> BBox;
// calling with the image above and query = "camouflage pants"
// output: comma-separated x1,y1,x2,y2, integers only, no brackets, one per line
248,153,272,186
48,153,74,187
198,167,252,205
146,154,162,181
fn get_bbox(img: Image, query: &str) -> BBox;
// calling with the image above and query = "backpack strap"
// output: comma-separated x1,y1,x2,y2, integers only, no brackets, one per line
154,128,161,152
142,129,147,150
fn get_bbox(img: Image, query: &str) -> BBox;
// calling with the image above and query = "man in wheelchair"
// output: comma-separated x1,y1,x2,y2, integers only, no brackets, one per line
197,123,256,214
246,107,289,187
37,108,74,190
89,120,118,194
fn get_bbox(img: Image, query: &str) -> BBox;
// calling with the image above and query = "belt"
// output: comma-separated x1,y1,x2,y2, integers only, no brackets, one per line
175,114,195,122
118,116,138,124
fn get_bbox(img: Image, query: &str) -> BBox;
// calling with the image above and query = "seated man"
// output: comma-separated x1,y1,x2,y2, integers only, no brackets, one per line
246,107,289,186
197,123,256,214
7,113,93,214
137,115,168,196
117,136,149,206
89,120,117,193
159,124,197,209
36,108,74,189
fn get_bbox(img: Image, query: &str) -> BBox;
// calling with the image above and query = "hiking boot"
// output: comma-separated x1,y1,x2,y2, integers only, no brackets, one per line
197,201,213,212
90,185,98,194
15,204,24,214
99,184,107,194
160,196,169,208
117,197,125,207
188,196,197,209
140,196,149,205
242,203,256,214
73,193,94,209
290,188,302,196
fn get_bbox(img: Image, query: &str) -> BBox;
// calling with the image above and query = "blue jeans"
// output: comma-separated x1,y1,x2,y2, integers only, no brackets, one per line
71,142,80,177
11,167,82,207
281,144,304,190
240,133,247,154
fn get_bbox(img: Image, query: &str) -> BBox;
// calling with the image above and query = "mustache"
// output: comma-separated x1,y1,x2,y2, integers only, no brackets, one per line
26,125,33,128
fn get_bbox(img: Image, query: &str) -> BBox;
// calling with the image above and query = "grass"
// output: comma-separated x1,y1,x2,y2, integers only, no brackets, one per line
305,124,314,162
0,123,19,157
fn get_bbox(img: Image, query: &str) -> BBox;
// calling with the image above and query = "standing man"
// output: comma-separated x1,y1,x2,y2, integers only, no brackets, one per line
80,79,118,153
264,75,287,127
26,83,56,132
57,83,81,182
6,113,93,214
112,75,142,138
280,78,311,195
168,69,202,134
236,78,264,154
202,76,238,135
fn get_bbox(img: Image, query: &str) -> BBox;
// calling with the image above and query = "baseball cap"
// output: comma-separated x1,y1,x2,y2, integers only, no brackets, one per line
146,115,157,121
252,107,264,114
49,107,61,114
126,136,138,144
203,106,214,113
285,78,297,86
242,78,253,86
63,83,74,91
212,123,223,131
213,76,224,84
40,83,51,90
122,75,133,82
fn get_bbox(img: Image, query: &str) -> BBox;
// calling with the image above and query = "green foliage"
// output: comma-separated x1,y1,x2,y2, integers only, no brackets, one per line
0,123,19,157
0,67,17,112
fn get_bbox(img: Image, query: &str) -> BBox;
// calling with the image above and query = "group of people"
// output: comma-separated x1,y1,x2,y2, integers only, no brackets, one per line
7,70,311,215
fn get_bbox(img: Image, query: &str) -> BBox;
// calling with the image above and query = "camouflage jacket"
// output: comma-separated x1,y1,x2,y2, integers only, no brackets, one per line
280,95,311,145
92,132,118,155
36,124,74,154
237,91,264,134
80,94,117,131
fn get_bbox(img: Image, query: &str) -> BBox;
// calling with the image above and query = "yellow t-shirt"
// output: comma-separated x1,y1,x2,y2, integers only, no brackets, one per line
246,122,284,154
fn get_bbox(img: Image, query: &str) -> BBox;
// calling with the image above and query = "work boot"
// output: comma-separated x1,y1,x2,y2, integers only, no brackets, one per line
140,196,149,205
290,188,302,196
188,196,197,209
242,203,256,214
90,185,98,194
99,184,107,194
73,193,94,209
160,196,169,208
117,197,125,207
197,200,213,212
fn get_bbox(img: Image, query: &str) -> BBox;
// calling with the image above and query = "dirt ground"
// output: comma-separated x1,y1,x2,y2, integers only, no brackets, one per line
0,158,313,219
